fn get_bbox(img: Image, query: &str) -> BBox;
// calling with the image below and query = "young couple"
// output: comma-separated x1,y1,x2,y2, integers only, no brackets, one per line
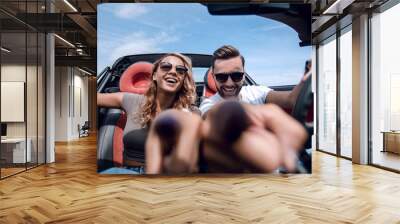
97,45,309,174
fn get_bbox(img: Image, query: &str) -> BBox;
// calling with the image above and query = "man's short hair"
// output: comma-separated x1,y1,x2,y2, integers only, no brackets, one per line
212,45,245,69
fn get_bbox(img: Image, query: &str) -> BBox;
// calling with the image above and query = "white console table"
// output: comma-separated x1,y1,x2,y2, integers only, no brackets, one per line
1,138,32,163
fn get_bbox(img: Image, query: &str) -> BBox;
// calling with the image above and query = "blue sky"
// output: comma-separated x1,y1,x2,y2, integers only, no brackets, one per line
98,3,311,86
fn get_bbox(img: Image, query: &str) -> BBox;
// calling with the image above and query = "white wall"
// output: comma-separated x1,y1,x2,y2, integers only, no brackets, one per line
54,66,89,141
1,82,25,122
1,65,26,136
1,64,40,138
1,63,46,164
71,70,89,139
54,66,69,141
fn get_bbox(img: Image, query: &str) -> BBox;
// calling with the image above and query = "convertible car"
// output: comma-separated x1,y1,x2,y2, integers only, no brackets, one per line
96,3,313,174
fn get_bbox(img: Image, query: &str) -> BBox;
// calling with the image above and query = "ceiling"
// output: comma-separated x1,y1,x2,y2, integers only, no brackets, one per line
0,0,99,73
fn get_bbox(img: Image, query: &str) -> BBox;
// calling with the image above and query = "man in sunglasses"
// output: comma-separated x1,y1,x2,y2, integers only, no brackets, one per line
145,46,310,173
200,45,307,116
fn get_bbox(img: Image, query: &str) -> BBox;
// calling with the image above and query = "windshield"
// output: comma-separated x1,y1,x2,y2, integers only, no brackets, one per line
192,67,208,83
98,3,311,87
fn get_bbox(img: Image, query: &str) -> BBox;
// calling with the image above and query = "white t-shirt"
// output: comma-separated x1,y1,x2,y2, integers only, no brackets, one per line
199,85,272,115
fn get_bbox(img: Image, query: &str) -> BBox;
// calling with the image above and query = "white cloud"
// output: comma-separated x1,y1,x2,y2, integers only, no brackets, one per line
252,24,287,32
114,4,148,19
99,31,180,70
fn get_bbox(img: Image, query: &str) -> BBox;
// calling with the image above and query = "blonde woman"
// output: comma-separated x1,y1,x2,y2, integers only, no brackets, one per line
97,53,199,165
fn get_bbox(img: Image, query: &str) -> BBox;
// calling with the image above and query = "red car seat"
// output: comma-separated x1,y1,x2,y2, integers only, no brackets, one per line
203,68,217,98
119,62,153,94
98,62,152,171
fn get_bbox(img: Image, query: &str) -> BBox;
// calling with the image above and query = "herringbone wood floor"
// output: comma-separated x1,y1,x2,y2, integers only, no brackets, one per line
1,134,400,223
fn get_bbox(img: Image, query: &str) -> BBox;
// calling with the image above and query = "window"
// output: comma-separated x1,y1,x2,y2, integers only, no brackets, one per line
0,1,46,179
370,3,400,171
339,27,352,158
317,35,337,154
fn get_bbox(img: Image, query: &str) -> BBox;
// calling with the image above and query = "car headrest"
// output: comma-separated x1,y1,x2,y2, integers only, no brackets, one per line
119,62,153,94
204,68,217,93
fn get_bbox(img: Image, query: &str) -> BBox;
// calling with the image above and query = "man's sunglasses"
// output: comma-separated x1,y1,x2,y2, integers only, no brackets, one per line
159,62,188,75
214,72,245,83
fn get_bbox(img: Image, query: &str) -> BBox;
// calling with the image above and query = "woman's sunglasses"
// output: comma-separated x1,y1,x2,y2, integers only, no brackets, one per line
159,62,188,76
214,72,245,83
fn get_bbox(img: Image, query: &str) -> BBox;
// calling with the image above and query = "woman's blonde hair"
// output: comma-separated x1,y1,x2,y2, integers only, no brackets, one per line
138,53,196,127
